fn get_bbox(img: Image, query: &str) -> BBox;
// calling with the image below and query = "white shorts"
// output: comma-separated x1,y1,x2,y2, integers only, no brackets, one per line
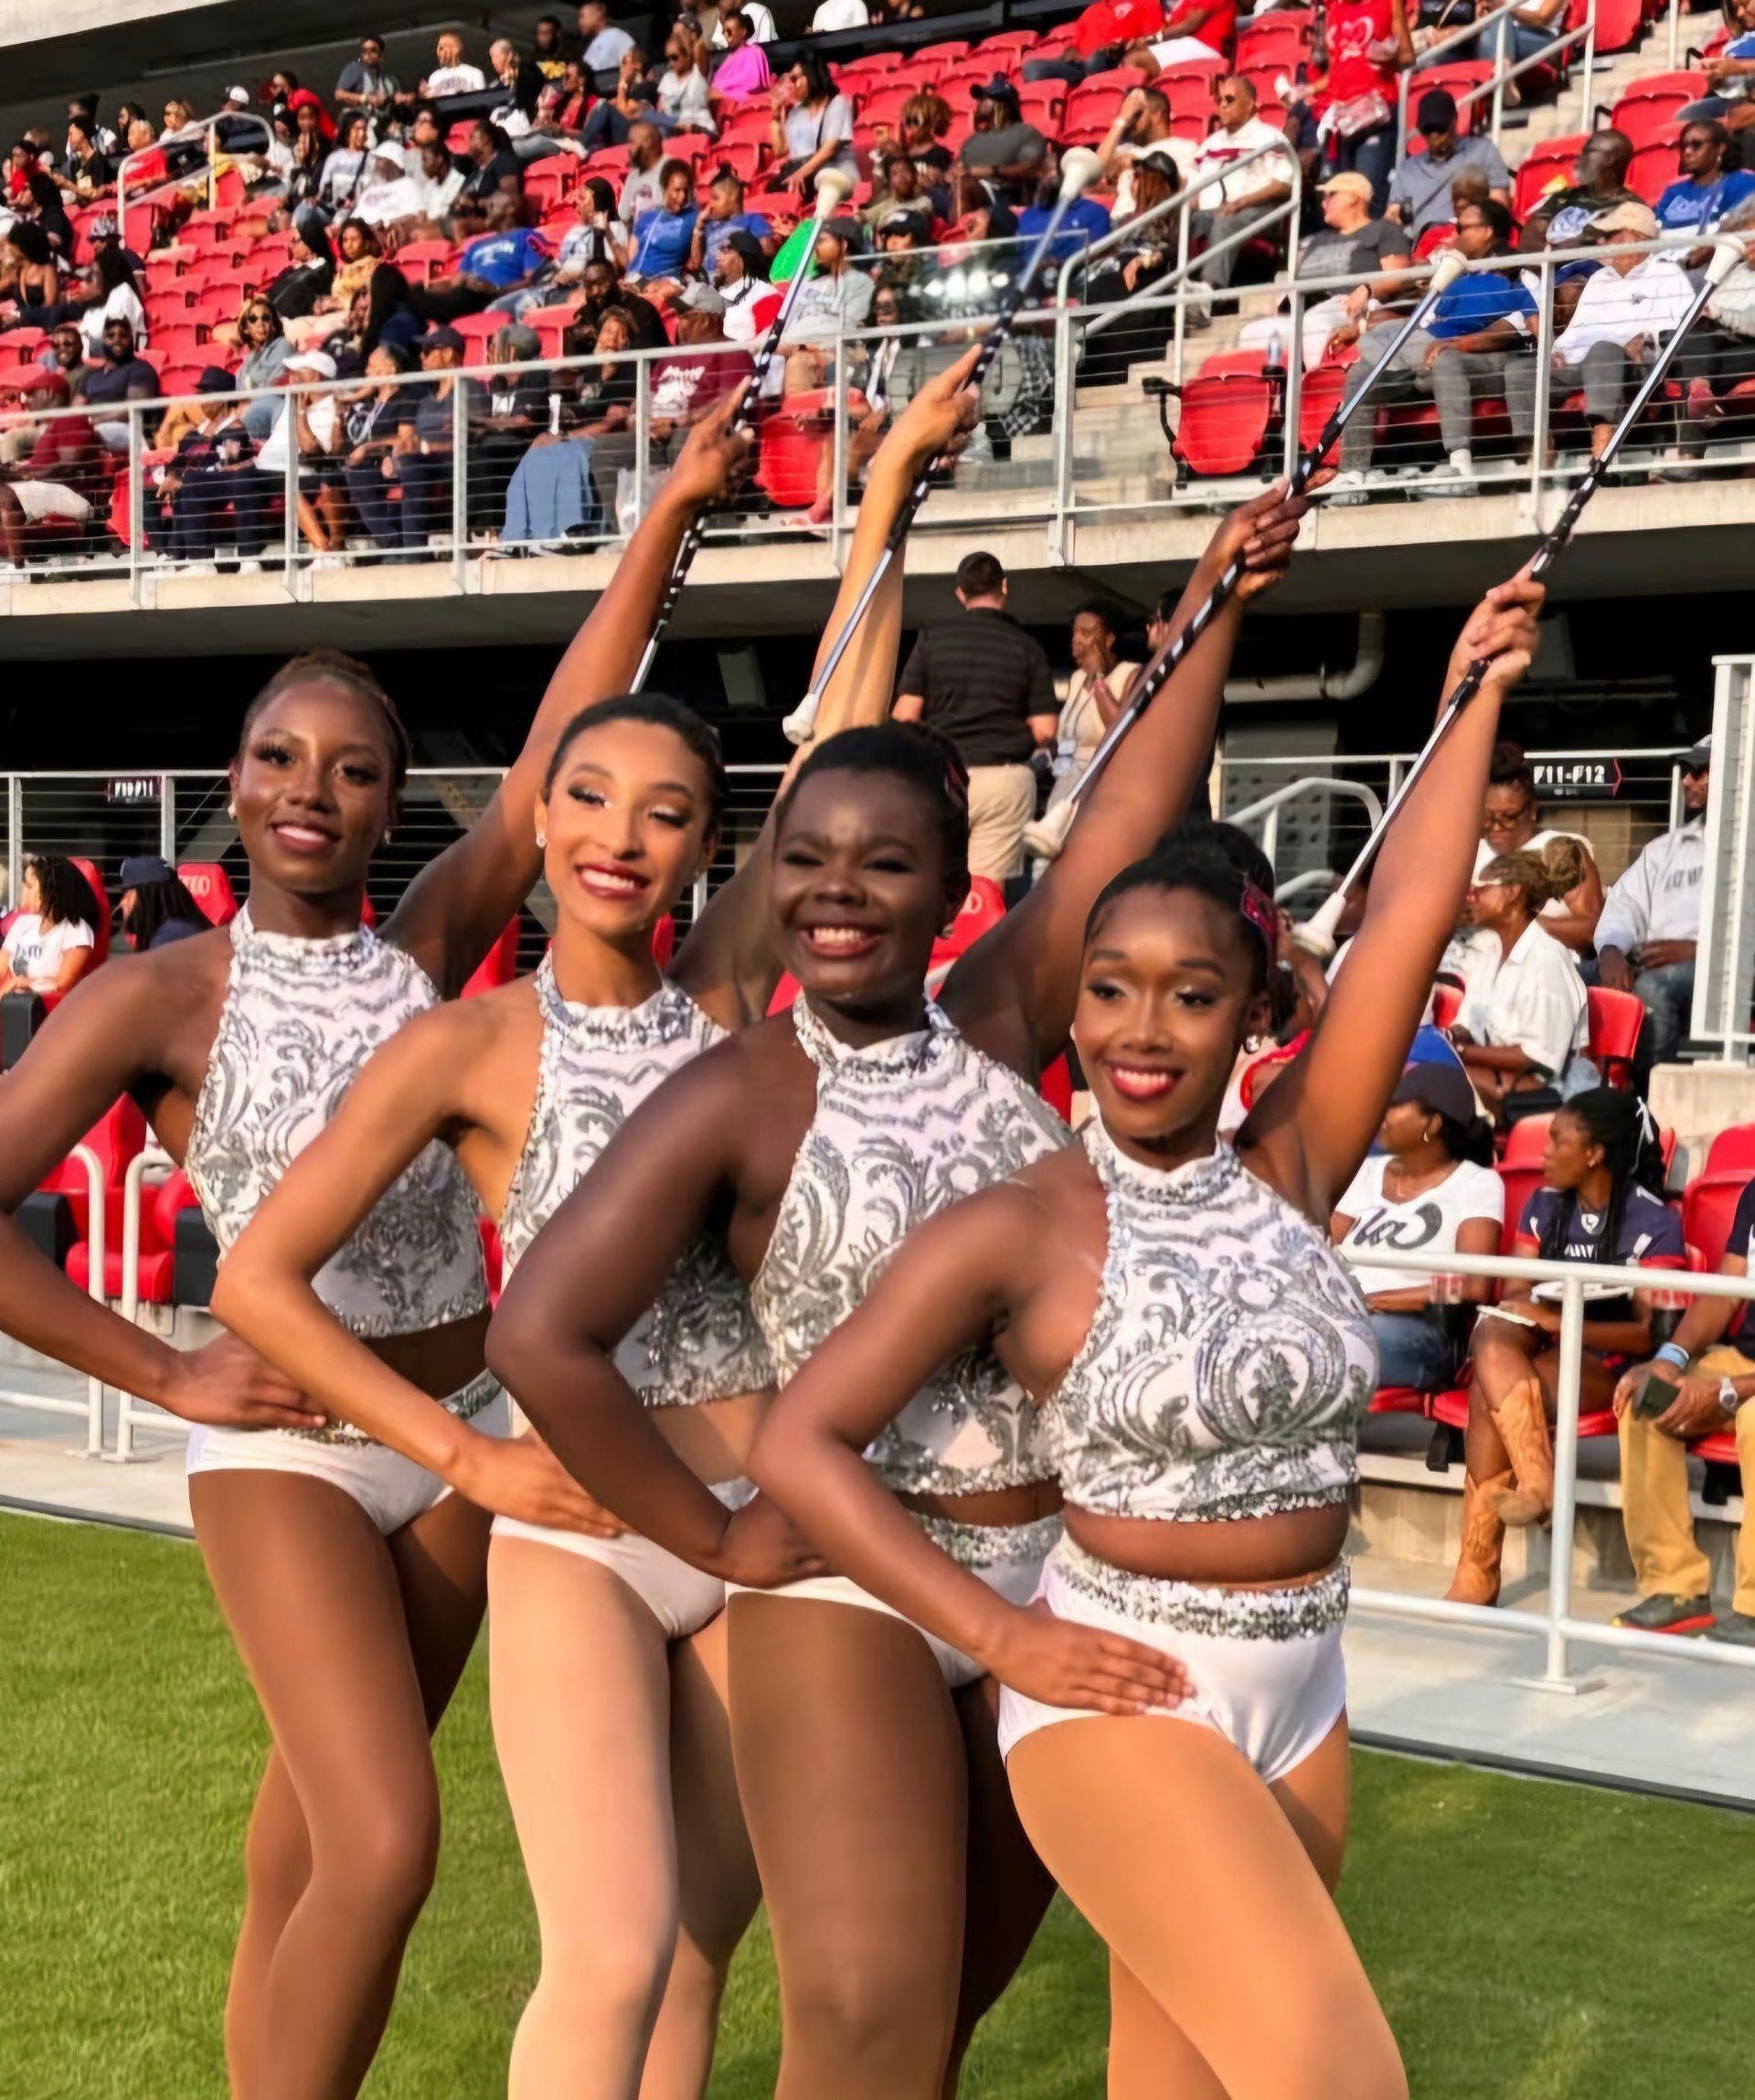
186,1371,505,1537
10,480,93,523
729,1510,1063,1690
492,1478,753,1641
997,1537,1349,1786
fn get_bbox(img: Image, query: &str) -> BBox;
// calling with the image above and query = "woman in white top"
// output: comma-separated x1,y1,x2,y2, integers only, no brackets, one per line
1450,850,1590,1121
77,247,148,359
1332,1059,1505,1391
0,856,100,997
1473,741,1603,952
659,29,719,134
253,349,346,558
770,49,857,191
1026,601,1143,862
317,112,371,212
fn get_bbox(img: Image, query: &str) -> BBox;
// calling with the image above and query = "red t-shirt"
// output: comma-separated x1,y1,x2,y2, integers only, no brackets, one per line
1323,0,1400,106
1074,0,1167,57
1163,0,1237,52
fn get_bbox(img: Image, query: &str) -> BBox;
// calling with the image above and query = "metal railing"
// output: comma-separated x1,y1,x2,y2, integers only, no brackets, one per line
1341,1240,1755,1687
0,1144,105,1455
1398,0,1598,149
1226,776,1384,879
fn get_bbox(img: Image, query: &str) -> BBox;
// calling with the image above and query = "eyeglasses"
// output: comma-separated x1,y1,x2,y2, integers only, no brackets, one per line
1217,91,1244,104
1682,763,1709,778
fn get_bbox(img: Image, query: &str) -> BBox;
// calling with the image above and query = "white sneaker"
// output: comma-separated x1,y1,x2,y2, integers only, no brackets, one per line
1414,452,1477,498
1324,470,1368,506
177,561,218,578
236,558,263,575
309,552,346,571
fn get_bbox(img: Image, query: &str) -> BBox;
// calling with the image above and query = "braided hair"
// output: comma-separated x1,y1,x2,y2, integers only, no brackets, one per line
1537,1087,1665,1267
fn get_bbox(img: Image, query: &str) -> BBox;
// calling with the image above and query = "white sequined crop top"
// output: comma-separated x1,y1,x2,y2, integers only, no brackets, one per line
750,996,1067,1499
187,907,488,1345
1047,1123,1377,1524
499,955,771,1406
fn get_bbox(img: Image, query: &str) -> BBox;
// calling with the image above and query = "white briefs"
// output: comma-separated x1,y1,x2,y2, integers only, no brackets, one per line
186,1373,507,1536
492,1478,755,1641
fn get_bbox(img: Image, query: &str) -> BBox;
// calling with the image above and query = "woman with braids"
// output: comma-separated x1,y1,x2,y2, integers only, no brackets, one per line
1448,847,1590,1123
211,369,976,2100
1448,1088,1684,1605
738,581,1543,2097
0,393,763,2100
489,467,1315,2100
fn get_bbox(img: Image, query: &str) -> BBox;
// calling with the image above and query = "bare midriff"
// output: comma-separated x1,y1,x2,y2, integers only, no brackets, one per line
650,1389,772,1487
1065,1501,1349,1588
367,1307,492,1400
898,1480,1065,1528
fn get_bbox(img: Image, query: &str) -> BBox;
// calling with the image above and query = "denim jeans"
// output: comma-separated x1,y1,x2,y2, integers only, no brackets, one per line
1371,1310,1460,1392
1633,958,1696,1073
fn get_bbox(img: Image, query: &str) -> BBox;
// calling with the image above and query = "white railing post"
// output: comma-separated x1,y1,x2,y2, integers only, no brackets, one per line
452,367,470,590
110,1150,172,1462
127,401,145,608
73,1143,105,1456
1050,305,1078,567
6,773,21,907
1578,0,1600,133
1529,250,1557,507
1537,1274,1587,1689
282,378,299,586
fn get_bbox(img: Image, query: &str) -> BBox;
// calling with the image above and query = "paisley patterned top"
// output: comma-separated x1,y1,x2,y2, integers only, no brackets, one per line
186,908,489,1419
499,955,771,1406
751,996,1067,1498
1046,1122,1377,1523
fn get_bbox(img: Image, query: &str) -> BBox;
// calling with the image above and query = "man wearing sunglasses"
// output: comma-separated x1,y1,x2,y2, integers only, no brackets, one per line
1594,738,1710,1079
1387,88,1510,237
1184,75,1292,289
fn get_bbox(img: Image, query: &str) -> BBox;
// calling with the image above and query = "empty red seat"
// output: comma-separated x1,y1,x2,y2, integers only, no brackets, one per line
1586,984,1644,1086
1515,133,1587,219
756,387,864,507
176,862,239,924
1174,360,1274,478
927,876,1006,991
1628,135,1685,205
461,920,521,998
392,239,459,284
1706,1125,1755,1178
1683,1173,1751,1274
1502,1114,1553,1168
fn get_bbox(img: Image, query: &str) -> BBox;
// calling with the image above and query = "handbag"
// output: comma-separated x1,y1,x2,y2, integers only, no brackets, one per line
1327,91,1391,139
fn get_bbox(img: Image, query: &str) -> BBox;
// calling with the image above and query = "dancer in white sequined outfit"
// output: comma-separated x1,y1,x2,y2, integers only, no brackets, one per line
749,581,1546,2099
490,478,1315,2100
0,396,770,2100
214,375,979,2100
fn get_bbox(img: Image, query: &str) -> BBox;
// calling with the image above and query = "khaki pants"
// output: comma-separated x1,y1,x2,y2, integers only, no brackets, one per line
965,764,1037,884
1618,1346,1755,1614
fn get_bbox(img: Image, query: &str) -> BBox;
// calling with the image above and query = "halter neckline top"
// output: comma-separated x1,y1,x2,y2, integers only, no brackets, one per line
185,902,488,1349
750,992,1067,1499
1047,1120,1377,1525
499,954,771,1406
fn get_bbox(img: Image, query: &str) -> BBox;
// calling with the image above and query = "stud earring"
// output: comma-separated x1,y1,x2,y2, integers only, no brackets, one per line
383,828,394,845
536,830,547,849
227,802,237,820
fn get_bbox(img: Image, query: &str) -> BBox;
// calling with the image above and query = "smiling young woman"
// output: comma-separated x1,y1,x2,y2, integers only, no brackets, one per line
0,389,769,2100
207,371,981,2100
739,580,1545,2098
486,474,1314,2099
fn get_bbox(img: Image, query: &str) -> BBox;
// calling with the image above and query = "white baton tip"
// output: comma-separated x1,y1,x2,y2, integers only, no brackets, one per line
1707,237,1745,287
782,691,822,746
1427,247,1468,293
1292,889,1346,960
813,166,855,208
1058,147,1103,199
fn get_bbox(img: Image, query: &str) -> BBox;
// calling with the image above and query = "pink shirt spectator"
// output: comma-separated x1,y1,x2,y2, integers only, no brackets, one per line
714,41,771,99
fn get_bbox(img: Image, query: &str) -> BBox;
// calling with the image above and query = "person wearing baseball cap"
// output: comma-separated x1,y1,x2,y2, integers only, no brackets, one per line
1332,1060,1503,1392
1236,168,1412,370
1387,88,1511,237
0,357,107,561
1513,194,1694,462
711,225,771,340
1593,735,1710,1074
117,858,208,950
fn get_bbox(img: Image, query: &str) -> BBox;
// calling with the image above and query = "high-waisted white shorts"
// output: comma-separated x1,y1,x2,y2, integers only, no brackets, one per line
492,1478,754,1641
729,1509,1064,1690
997,1536,1349,1786
186,1370,505,1538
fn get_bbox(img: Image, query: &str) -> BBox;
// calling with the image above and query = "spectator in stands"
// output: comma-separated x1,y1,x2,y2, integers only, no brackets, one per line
1520,129,1638,301
0,857,100,996
771,50,857,192
1140,0,1238,64
47,322,89,394
147,370,254,568
69,246,144,361
0,369,104,563
315,113,372,217
690,166,775,275
579,0,636,91
1595,736,1708,1078
0,222,59,329
466,323,549,528
712,0,777,46
1332,198,1534,494
453,123,526,227
1097,87,1195,210
573,255,667,348
262,223,335,329
1449,1091,1682,1603
73,316,159,452
959,79,1048,199
580,45,662,152
1331,1060,1504,1391
781,216,874,386
1185,77,1294,289
335,37,400,126
532,57,593,135
619,122,668,229
1699,0,1755,116
1314,0,1415,210
649,300,751,457
1612,1163,1755,1642
657,29,718,136
1387,89,1510,236
1471,741,1603,951
372,324,467,549
882,91,953,186
117,857,207,950
1449,848,1591,1117
281,101,335,211
551,178,629,283
248,348,347,560
711,7,771,98
861,151,938,234
410,138,467,226
1026,601,1142,860
338,345,419,548
1654,120,1755,249
352,139,426,231
895,550,1058,883
531,16,571,81
1510,201,1696,465
160,97,197,143
418,194,550,321
1501,0,1570,66
711,226,772,339
421,32,487,100
50,115,112,202
626,161,701,289
67,97,119,158
1240,170,1413,368
811,0,869,27
488,38,545,146
232,297,293,440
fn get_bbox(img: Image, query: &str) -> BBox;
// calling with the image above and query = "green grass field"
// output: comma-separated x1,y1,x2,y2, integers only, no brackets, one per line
5,1512,1752,2099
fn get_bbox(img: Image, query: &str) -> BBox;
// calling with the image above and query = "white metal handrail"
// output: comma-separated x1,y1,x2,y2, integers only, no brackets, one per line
1224,776,1384,873
1341,1242,1755,1687
0,1143,105,1455
112,1148,176,1462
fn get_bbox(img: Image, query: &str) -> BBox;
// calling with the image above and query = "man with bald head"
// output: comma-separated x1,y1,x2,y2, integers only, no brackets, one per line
1184,75,1292,287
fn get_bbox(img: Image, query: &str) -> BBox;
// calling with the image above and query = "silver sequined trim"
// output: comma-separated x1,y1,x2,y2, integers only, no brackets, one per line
291,1366,501,1448
913,1508,1064,1572
1053,1536,1349,1640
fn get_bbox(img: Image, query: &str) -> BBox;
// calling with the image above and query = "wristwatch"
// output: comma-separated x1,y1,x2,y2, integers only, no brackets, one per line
1719,1376,1745,1418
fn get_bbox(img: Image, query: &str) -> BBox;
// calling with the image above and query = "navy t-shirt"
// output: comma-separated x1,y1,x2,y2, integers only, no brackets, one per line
1517,1181,1686,1326
1725,1178,1755,1339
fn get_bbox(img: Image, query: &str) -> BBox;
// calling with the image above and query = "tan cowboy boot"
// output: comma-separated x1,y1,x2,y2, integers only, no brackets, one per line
1485,1377,1555,1528
1445,1469,1510,1606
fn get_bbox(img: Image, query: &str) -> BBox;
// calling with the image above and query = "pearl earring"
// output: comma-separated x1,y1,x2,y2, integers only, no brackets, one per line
536,830,547,849
227,802,237,820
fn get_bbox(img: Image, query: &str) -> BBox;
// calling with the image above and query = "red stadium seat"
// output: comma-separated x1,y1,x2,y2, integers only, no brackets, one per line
1408,61,1494,133
1706,1125,1755,1178
1683,1174,1751,1274
461,920,520,998
391,239,459,285
480,1217,504,1303
1611,76,1709,147
927,876,1006,991
1586,985,1645,1088
1502,1114,1553,1168
1497,1165,1544,1253
1431,982,1462,1031
1039,1055,1073,1122
651,913,675,969
755,387,865,506
1515,134,1587,219
1369,1387,1431,1414
1237,13,1315,66
1591,0,1645,52
1627,135,1686,205
524,302,580,357
1174,358,1274,477
176,862,239,925
1297,360,1347,464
